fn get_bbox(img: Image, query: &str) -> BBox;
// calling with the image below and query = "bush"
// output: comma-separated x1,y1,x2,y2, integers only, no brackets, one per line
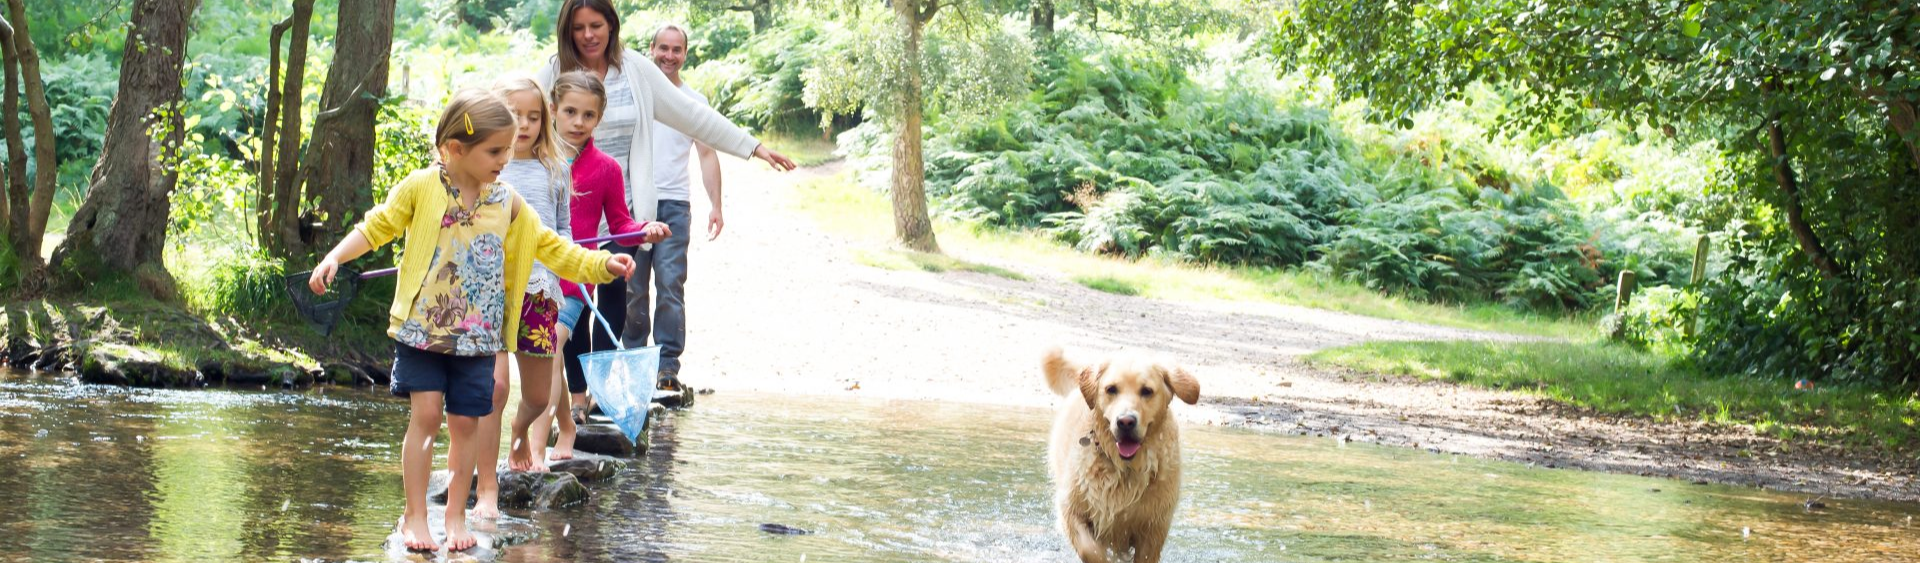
690,18,841,135
901,41,1646,311
926,46,1370,267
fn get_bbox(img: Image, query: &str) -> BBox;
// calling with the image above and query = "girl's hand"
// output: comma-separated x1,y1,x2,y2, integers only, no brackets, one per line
752,144,797,172
606,254,637,279
643,221,672,244
308,260,340,295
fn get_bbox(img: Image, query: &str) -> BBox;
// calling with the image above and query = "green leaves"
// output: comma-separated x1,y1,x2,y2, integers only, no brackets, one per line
1680,2,1705,37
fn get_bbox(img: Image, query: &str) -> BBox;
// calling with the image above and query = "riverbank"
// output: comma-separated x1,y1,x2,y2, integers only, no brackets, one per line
0,295,390,388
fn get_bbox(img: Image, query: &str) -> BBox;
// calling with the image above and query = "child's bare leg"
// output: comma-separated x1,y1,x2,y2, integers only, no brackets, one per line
398,392,445,551
442,412,481,551
471,353,510,518
507,353,554,472
550,325,577,460
528,383,557,462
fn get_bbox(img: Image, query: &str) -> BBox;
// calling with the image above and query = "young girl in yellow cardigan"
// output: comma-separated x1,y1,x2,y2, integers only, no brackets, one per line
306,88,636,553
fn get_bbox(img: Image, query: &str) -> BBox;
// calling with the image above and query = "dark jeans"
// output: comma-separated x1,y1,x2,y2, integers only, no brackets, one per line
625,199,691,375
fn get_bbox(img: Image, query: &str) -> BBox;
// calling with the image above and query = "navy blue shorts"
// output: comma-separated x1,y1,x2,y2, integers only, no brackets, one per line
390,341,495,417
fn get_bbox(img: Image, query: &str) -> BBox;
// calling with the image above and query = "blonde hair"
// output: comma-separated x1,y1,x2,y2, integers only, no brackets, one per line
435,87,516,153
556,0,624,75
492,76,568,201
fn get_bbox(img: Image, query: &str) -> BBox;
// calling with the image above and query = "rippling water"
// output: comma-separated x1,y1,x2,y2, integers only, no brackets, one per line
1,369,1914,562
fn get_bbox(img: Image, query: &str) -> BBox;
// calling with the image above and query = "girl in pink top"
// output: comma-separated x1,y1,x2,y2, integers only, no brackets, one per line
535,70,669,460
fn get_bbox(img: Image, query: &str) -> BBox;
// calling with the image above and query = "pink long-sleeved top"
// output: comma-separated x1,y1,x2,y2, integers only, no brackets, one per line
564,138,652,302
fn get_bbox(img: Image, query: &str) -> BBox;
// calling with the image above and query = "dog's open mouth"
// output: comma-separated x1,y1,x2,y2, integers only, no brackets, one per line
1116,435,1143,460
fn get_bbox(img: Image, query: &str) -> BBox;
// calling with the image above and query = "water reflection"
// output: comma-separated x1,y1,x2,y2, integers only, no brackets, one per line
1,369,1916,563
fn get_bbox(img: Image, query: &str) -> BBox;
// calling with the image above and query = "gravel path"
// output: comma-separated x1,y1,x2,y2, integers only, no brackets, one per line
659,159,1918,503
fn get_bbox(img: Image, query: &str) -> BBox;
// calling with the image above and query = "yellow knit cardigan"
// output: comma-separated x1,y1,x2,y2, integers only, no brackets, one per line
355,168,617,353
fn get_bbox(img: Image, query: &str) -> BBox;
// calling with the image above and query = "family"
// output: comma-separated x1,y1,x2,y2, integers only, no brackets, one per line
303,0,793,551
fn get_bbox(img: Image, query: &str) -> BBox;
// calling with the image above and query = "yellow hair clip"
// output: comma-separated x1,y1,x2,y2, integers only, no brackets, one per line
462,112,474,135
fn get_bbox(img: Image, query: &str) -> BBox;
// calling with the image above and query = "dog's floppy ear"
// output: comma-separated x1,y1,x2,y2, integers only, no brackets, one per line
1077,364,1102,410
1164,364,1201,405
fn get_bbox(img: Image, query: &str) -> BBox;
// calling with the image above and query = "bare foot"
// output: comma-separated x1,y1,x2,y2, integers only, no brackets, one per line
507,439,549,473
395,514,439,552
471,492,501,519
444,509,478,551
551,428,576,461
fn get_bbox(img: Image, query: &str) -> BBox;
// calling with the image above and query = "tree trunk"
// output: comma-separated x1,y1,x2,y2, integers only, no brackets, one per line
1765,114,1845,279
729,0,773,34
1882,97,1920,175
751,0,772,33
1,14,19,247
6,0,54,268
258,0,315,254
47,0,201,297
1030,0,1055,42
288,0,393,258
890,0,939,253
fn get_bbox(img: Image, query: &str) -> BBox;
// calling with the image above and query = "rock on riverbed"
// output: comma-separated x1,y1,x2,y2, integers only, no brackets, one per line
429,470,589,510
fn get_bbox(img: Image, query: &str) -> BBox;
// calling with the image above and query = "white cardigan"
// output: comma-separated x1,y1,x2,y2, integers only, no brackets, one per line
536,49,759,226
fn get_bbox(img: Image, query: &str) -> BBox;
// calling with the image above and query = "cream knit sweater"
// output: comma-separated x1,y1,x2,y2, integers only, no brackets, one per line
536,49,759,227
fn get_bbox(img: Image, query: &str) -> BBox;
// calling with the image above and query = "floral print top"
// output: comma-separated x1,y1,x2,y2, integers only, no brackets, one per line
392,173,513,356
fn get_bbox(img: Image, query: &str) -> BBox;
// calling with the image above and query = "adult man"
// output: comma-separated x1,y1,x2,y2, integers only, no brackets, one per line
631,23,725,394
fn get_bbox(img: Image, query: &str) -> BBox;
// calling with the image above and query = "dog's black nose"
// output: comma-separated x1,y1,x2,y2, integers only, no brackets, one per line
1117,415,1137,429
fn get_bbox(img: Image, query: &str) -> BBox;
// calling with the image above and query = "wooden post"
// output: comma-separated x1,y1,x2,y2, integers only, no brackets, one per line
1687,235,1709,339
1611,270,1638,341
1615,270,1638,312
400,63,410,99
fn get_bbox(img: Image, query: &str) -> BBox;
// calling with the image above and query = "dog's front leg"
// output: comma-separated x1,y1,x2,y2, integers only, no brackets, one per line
1131,523,1170,563
1065,515,1110,563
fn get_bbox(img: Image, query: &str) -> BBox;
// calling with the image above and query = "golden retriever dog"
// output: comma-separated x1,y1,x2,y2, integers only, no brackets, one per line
1042,346,1200,563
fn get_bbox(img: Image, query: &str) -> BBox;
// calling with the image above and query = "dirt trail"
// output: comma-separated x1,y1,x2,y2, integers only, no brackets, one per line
660,159,1918,503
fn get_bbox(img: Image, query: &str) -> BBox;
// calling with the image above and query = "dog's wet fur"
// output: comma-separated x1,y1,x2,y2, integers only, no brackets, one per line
1043,346,1200,563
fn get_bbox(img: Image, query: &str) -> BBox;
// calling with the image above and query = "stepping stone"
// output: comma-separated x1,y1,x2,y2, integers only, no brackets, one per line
573,423,638,457
654,389,691,408
382,508,539,561
547,451,629,483
429,470,590,510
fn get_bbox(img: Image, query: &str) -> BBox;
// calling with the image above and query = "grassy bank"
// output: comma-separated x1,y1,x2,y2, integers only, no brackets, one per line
2,268,392,387
789,171,1595,340
1308,340,1920,453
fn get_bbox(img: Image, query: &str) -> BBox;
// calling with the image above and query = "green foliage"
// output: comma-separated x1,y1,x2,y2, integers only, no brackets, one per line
1613,285,1697,355
689,18,839,134
876,38,1707,312
23,0,130,59
0,231,20,292
183,249,294,318
1074,274,1140,296
801,13,1033,127
925,44,1365,264
374,98,437,204
33,53,117,165
1277,0,1920,387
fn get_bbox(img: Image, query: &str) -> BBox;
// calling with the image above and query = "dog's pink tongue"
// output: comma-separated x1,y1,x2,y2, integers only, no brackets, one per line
1117,441,1141,459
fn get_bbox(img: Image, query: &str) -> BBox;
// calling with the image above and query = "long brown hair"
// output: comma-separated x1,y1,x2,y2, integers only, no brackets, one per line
492,77,568,201
555,0,623,74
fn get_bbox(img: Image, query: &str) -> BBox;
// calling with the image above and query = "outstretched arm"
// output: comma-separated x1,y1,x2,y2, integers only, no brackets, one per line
697,141,725,240
309,231,373,295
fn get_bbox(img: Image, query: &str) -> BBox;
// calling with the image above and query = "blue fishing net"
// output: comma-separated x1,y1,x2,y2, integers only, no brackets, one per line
577,345,658,445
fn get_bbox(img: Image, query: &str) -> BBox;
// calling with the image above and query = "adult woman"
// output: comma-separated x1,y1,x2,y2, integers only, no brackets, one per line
535,0,792,421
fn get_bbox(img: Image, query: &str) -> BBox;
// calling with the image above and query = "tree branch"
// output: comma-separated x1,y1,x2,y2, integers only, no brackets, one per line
59,0,127,46
917,0,944,24
311,66,381,124
1765,110,1847,279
